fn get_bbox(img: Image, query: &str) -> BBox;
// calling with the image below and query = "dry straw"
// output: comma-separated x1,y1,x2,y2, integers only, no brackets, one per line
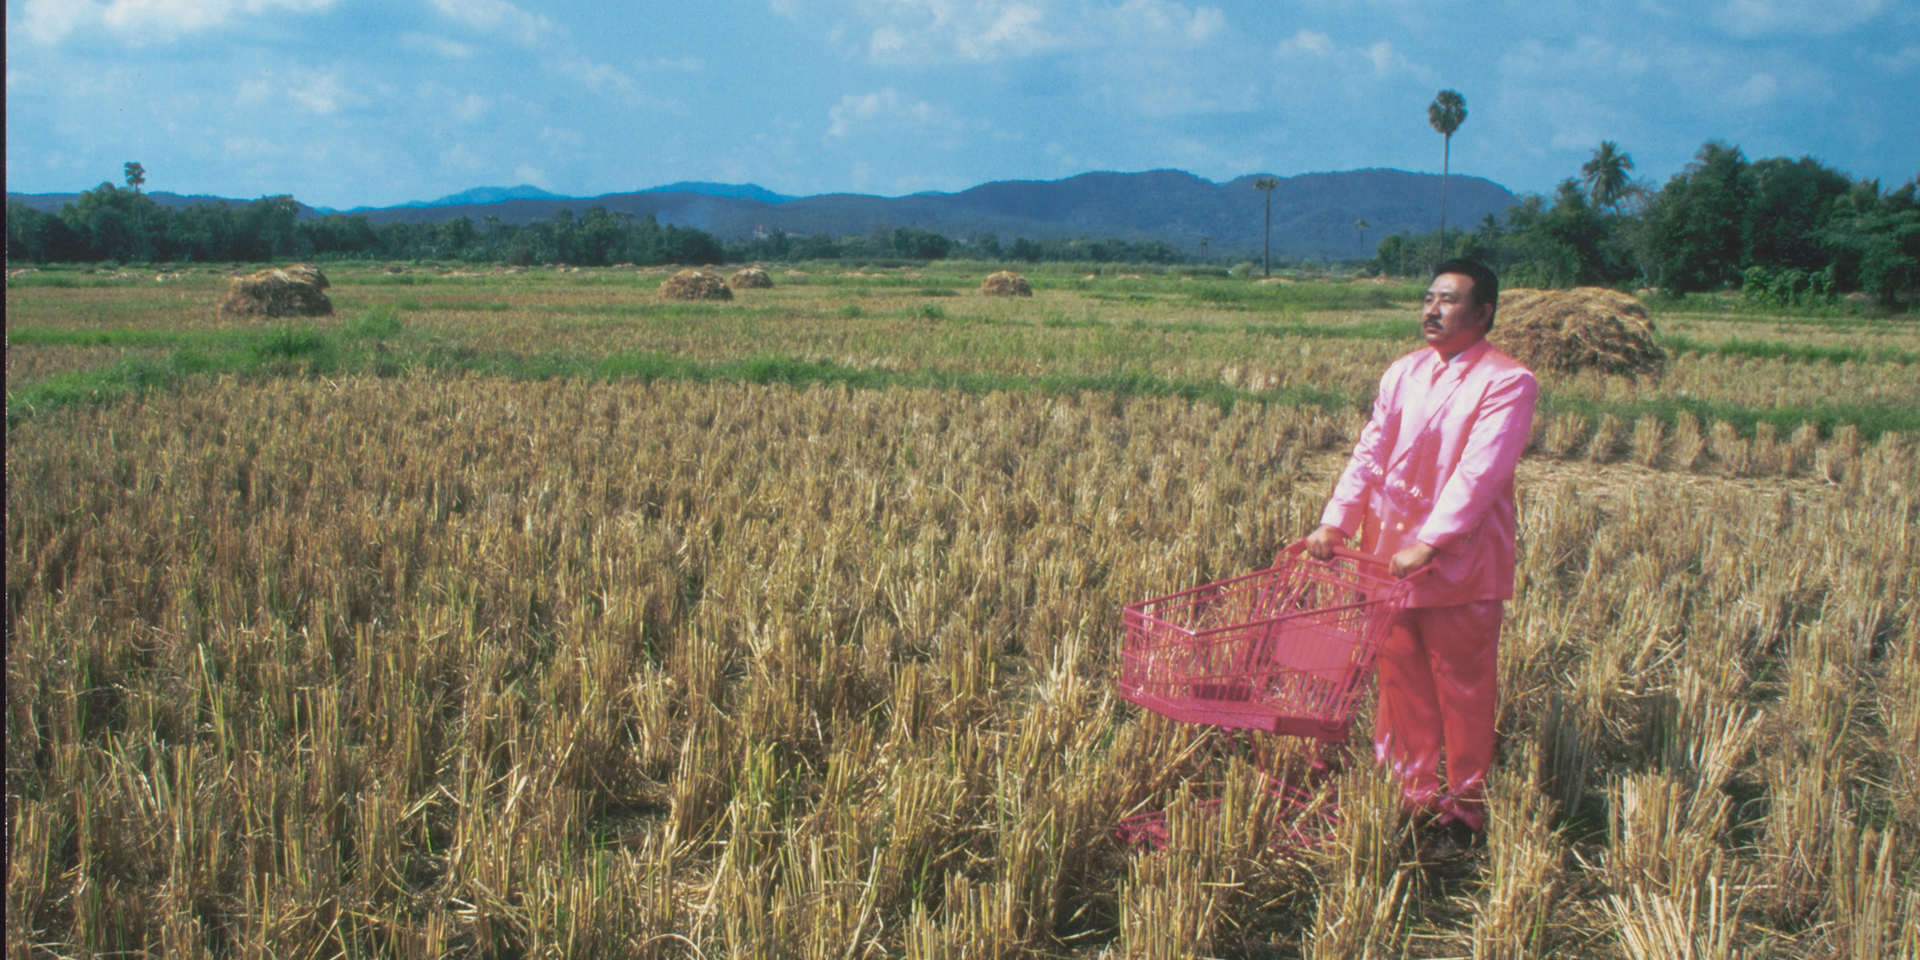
660,268,733,301
6,368,1917,956
729,266,774,289
217,263,333,317
979,270,1033,297
1491,287,1666,377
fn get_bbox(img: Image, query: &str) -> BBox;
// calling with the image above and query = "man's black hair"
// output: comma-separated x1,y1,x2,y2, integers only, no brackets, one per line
1432,258,1499,327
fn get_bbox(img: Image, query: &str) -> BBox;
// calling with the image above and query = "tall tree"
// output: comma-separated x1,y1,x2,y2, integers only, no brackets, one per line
1744,155,1852,271
1581,141,1635,211
1427,90,1467,251
1822,179,1920,306
1642,141,1755,291
122,162,151,261
1353,219,1369,259
1254,176,1279,276
1478,213,1501,246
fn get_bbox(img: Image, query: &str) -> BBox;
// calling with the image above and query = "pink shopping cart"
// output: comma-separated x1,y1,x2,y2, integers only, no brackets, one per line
1113,540,1424,850
1119,540,1420,743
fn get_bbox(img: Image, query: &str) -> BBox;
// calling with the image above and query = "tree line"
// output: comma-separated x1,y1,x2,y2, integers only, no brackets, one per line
5,186,726,267
1376,140,1919,308
723,227,1186,265
7,183,1187,271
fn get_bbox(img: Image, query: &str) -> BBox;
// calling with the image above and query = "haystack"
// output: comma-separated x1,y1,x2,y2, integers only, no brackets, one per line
1491,287,1666,377
660,269,732,301
219,264,333,317
729,266,773,289
980,270,1032,297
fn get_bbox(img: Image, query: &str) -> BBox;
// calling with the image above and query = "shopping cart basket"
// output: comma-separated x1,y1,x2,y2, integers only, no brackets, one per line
1118,540,1420,743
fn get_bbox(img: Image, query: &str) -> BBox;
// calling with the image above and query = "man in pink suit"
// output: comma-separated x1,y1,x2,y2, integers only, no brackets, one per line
1306,259,1537,839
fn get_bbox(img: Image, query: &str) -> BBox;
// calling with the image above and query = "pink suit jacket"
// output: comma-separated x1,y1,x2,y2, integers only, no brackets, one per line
1320,338,1538,608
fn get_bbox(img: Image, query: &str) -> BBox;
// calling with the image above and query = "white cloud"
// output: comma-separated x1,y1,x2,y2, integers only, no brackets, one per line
1502,36,1650,81
1361,40,1423,78
426,0,555,46
1273,30,1432,82
1726,72,1779,107
286,69,349,113
1106,0,1224,46
453,93,488,120
858,0,1059,63
16,0,101,44
825,88,996,149
233,66,361,114
540,126,586,147
828,89,928,137
438,141,486,176
961,2,1047,58
870,24,909,57
1276,29,1334,59
853,0,1224,64
1874,43,1920,74
514,164,551,189
1712,0,1885,38
637,55,704,71
399,32,477,58
16,0,338,44
221,136,284,160
556,57,682,111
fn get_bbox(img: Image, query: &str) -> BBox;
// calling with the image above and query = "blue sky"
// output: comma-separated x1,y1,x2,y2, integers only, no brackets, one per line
7,0,1917,209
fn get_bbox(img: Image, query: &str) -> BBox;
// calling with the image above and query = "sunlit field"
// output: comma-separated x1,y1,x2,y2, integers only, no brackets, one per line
8,261,1918,958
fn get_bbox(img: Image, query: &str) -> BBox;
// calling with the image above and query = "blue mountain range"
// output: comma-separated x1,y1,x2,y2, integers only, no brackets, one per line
8,170,1517,258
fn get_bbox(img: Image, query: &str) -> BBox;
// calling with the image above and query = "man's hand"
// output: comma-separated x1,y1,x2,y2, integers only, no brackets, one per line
1390,541,1437,579
1305,524,1349,561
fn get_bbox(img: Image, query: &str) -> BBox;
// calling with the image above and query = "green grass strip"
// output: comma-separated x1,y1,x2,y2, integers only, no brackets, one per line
10,313,1917,441
6,327,242,349
1661,334,1920,365
25,319,1920,362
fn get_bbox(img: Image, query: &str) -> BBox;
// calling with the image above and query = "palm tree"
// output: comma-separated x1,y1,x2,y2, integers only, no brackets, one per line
1353,218,1369,259
1427,90,1467,253
1254,176,1279,277
1581,141,1635,212
123,162,149,262
1199,235,1210,261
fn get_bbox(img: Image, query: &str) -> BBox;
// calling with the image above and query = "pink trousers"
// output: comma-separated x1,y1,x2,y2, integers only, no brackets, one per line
1373,599,1503,831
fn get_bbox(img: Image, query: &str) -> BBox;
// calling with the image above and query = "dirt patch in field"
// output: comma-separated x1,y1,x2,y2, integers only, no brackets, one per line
219,264,333,318
980,270,1032,297
1491,287,1665,377
660,269,732,301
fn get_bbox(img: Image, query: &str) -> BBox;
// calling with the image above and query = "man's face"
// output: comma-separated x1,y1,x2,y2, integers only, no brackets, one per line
1421,273,1493,357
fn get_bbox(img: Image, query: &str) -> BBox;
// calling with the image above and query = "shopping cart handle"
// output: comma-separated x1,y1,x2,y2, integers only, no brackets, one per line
1280,539,1435,580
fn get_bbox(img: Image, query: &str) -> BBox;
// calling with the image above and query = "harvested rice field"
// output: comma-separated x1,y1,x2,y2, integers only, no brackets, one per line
8,261,1919,957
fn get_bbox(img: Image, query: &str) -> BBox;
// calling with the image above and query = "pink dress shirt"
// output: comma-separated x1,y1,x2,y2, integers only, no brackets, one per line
1320,338,1538,608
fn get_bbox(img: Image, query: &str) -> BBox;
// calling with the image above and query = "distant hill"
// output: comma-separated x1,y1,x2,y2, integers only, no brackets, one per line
347,169,1514,258
397,185,568,208
8,169,1516,258
635,182,795,204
